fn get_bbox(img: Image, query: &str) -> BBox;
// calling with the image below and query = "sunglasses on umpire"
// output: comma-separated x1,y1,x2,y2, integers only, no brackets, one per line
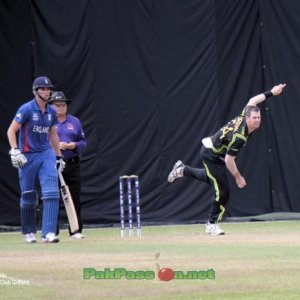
53,103,67,107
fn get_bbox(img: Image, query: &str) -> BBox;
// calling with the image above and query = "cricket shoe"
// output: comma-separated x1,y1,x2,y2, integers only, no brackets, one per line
167,160,185,183
70,233,85,239
42,232,60,243
24,233,37,243
205,221,225,236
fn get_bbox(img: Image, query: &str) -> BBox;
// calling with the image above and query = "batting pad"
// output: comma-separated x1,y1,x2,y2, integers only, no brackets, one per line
20,190,38,234
41,174,59,200
42,198,59,237
40,174,60,236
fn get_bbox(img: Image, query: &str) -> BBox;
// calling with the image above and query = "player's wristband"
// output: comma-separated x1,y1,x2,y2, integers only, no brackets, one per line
263,90,273,98
56,155,64,160
9,148,19,155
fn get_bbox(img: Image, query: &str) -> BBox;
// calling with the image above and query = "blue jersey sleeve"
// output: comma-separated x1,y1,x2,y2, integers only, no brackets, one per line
14,104,30,124
75,119,87,154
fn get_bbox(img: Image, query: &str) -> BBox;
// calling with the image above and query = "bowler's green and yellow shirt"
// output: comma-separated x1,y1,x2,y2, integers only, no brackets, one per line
209,108,251,160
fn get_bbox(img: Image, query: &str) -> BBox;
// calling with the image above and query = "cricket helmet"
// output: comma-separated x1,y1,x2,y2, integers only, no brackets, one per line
32,76,53,91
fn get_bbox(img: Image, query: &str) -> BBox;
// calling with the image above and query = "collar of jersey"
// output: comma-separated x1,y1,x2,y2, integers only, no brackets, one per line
32,98,52,113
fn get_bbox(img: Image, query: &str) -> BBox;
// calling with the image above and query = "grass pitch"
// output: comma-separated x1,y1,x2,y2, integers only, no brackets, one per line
1,221,300,299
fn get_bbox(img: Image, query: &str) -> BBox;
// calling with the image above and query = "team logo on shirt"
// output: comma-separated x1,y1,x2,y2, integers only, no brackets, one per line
32,113,39,121
67,123,74,130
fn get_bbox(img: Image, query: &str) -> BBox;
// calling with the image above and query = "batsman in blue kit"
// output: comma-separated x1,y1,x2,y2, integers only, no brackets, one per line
7,76,65,243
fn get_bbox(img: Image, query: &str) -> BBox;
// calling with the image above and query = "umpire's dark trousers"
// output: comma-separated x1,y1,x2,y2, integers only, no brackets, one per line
183,146,230,223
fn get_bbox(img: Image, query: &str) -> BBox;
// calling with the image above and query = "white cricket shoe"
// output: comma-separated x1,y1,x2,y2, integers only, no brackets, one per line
205,221,225,235
70,233,85,239
167,160,185,183
42,232,60,243
24,233,37,243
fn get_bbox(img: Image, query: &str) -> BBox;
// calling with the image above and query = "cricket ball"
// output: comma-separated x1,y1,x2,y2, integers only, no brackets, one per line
158,268,174,281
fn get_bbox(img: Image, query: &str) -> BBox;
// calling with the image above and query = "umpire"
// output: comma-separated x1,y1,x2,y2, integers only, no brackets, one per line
50,91,87,239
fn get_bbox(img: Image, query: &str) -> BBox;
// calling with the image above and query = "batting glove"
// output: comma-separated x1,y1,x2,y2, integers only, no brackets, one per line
9,148,27,168
56,156,66,172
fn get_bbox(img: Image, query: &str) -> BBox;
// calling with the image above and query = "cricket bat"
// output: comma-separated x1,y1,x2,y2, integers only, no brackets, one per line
58,170,79,233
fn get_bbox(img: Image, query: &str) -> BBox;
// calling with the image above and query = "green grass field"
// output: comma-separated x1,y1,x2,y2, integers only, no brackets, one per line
1,221,300,300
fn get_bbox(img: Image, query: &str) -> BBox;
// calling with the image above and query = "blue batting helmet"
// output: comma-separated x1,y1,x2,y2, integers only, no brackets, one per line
32,76,53,90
